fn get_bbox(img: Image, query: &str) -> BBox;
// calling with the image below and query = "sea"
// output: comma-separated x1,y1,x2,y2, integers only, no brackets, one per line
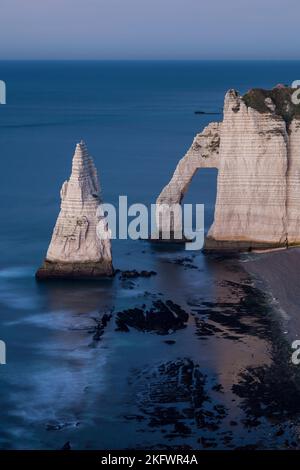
0,60,300,450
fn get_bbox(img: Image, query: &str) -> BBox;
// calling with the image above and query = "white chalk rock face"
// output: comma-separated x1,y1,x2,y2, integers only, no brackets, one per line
156,86,300,251
36,141,113,279
207,90,288,249
155,122,220,239
287,119,300,246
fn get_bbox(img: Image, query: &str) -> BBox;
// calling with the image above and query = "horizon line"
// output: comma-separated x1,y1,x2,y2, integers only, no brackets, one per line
1,58,300,62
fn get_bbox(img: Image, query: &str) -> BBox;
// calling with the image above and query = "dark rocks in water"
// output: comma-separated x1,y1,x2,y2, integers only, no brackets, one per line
194,110,221,115
212,383,224,393
100,313,111,328
198,436,217,448
118,269,157,280
164,340,176,345
164,421,192,438
242,417,261,428
123,414,145,422
90,312,112,342
61,441,71,451
115,300,189,335
168,257,198,270
232,361,300,422
230,420,238,426
229,304,300,446
193,280,272,342
127,359,228,440
116,320,130,333
195,317,223,339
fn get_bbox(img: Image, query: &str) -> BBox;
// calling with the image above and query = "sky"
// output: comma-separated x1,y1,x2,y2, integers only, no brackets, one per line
0,0,299,60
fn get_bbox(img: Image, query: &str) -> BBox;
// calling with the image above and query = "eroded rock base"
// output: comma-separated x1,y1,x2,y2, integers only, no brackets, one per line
36,259,114,280
204,237,288,253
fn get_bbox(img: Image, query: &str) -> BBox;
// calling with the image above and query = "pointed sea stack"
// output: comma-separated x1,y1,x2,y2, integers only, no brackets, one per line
36,141,114,279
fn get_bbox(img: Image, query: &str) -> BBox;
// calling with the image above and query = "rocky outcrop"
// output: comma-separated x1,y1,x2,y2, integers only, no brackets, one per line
156,86,300,251
156,122,220,239
36,141,113,279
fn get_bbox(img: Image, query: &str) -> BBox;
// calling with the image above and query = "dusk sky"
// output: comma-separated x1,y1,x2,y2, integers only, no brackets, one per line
0,0,299,60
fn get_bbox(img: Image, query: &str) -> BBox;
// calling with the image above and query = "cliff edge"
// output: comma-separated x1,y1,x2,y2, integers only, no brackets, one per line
156,85,300,251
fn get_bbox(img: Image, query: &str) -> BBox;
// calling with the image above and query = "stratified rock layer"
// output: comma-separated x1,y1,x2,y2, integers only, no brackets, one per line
36,141,113,279
156,86,300,251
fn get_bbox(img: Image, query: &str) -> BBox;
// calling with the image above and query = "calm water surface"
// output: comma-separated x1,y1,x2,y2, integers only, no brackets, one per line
1,61,300,449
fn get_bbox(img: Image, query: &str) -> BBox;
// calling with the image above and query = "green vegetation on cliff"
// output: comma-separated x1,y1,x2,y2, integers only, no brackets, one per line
242,86,300,123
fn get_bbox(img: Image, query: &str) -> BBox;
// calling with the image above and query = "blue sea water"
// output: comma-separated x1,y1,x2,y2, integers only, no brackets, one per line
0,61,300,450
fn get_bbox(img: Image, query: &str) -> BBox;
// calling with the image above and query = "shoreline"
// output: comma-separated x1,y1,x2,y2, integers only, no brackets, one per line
242,248,300,342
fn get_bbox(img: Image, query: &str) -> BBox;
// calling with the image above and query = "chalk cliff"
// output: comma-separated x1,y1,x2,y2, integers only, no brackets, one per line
156,86,300,251
36,141,113,279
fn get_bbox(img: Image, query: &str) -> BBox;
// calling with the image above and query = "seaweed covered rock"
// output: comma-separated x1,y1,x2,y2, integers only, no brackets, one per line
115,300,189,334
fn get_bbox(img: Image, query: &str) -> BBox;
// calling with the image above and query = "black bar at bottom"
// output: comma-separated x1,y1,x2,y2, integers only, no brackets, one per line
0,450,297,465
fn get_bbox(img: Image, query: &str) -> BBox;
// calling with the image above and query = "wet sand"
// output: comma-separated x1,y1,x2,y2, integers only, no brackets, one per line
2,250,300,449
244,248,300,341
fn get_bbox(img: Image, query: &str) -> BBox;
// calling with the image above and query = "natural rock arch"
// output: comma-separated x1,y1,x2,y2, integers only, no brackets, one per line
156,87,300,251
155,122,220,238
